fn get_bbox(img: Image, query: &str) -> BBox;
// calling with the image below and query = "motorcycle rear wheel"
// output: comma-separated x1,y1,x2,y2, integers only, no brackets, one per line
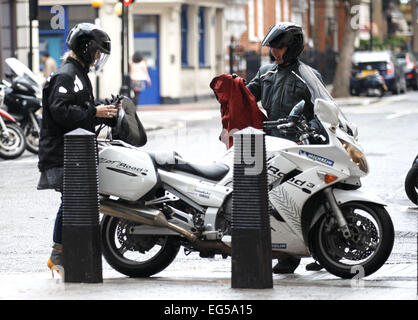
101,215,180,277
404,164,418,205
0,123,26,159
311,201,394,279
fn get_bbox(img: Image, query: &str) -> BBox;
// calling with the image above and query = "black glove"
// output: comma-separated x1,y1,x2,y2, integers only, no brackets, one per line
231,73,246,84
105,94,123,106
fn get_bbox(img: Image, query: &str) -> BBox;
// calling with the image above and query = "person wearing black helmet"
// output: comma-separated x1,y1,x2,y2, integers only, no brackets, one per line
37,23,119,276
247,22,324,139
246,22,324,274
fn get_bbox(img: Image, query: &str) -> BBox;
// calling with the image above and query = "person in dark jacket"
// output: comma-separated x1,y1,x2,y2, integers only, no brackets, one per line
37,23,118,276
246,22,324,140
246,22,324,274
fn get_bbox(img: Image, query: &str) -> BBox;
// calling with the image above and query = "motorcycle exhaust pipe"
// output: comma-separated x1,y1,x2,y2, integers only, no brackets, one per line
100,198,197,242
100,200,299,258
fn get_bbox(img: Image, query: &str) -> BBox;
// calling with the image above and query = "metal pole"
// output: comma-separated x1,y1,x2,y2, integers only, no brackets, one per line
231,127,272,289
95,7,100,100
62,128,102,283
121,4,125,79
126,4,129,72
29,18,33,70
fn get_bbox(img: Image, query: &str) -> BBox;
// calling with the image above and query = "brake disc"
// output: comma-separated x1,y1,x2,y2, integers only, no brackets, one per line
324,212,379,261
116,220,157,253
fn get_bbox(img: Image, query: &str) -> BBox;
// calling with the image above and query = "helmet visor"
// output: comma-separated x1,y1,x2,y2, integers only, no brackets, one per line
91,51,109,75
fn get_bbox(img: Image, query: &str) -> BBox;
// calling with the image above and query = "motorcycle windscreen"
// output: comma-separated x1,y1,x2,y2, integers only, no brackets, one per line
298,63,358,139
5,58,41,86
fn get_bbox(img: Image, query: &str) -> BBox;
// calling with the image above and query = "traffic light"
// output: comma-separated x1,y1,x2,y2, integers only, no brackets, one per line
122,0,133,6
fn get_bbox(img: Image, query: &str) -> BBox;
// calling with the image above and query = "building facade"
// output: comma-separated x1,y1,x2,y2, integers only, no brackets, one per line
236,0,346,84
1,0,40,79
2,0,247,105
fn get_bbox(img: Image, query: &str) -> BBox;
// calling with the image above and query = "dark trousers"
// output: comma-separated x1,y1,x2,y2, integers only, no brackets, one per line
133,92,140,106
53,194,63,245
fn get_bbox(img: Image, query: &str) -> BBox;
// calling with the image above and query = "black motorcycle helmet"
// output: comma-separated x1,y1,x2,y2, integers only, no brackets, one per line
261,22,304,65
66,23,111,74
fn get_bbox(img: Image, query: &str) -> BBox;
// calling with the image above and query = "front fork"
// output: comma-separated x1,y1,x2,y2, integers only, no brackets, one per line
323,187,352,239
0,117,10,139
29,112,41,133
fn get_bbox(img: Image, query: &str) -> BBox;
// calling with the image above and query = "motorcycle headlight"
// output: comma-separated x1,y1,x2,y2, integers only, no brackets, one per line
339,139,369,174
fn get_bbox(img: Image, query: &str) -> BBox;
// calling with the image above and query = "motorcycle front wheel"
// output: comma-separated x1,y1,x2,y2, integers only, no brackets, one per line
0,123,26,159
100,215,180,277
404,161,418,205
311,201,394,279
24,120,40,154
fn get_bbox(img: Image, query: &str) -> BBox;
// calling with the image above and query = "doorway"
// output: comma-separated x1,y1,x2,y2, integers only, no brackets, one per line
133,15,160,105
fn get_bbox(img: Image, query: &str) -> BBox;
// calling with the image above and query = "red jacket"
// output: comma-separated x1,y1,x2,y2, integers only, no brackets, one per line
210,74,267,148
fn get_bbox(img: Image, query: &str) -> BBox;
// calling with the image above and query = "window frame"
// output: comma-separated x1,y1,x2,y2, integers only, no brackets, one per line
181,4,189,67
198,6,206,67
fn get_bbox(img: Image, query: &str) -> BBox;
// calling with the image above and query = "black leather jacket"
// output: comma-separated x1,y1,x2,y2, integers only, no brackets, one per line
246,60,322,137
38,57,115,171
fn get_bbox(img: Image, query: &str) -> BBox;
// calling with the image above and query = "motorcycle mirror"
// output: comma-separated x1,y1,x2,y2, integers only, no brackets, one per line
314,99,339,127
288,100,305,121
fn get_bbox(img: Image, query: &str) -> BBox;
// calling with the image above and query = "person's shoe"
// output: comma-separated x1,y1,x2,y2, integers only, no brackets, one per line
47,243,63,278
305,261,323,271
272,255,301,274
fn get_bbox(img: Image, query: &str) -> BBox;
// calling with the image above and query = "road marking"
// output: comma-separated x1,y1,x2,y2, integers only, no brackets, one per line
386,109,418,119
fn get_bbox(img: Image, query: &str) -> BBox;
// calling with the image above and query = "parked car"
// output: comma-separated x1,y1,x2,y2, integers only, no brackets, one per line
395,52,418,90
350,51,406,96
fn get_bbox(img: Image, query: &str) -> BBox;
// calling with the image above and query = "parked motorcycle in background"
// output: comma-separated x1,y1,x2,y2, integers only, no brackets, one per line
404,155,418,205
0,84,26,159
350,69,388,97
2,58,42,154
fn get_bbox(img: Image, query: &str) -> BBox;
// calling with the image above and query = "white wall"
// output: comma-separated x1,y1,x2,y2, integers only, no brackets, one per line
16,0,40,75
97,2,122,99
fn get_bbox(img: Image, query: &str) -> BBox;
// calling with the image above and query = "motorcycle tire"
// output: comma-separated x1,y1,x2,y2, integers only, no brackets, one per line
311,201,394,279
404,164,418,205
100,215,181,277
24,120,40,154
0,123,26,160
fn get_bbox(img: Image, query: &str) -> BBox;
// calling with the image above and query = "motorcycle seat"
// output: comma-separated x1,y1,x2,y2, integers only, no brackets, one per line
148,151,230,181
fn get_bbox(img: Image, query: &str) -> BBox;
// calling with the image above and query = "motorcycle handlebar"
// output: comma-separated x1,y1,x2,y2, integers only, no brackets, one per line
276,122,295,130
262,119,289,129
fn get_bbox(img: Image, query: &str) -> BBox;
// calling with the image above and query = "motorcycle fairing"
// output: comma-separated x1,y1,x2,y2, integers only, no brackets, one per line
332,188,386,206
158,169,232,208
5,58,42,100
5,58,41,86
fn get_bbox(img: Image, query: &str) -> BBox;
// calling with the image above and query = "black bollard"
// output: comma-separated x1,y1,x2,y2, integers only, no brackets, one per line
231,127,272,289
62,128,102,283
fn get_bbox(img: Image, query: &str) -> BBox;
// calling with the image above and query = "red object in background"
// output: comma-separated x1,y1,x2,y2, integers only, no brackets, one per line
123,0,133,6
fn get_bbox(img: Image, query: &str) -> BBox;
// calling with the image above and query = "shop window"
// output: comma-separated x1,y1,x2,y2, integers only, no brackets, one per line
133,15,158,33
198,7,206,67
38,5,95,68
181,5,188,67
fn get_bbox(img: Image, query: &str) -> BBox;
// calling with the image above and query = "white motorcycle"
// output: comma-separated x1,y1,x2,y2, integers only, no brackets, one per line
97,70,394,279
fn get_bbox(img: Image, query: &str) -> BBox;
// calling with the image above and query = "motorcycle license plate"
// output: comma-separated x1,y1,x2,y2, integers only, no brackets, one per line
361,69,378,76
